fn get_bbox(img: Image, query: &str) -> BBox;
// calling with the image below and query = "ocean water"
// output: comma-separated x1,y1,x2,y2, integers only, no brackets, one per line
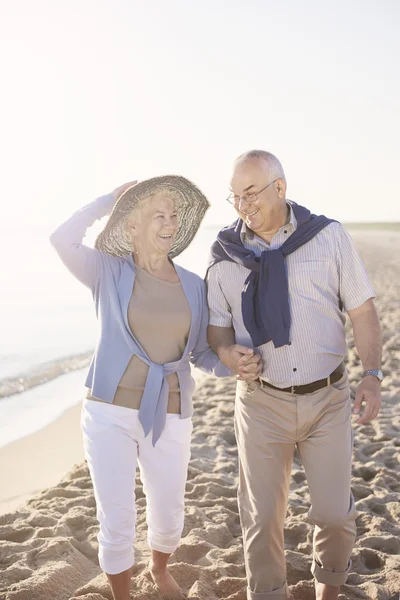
0,370,88,449
0,223,221,446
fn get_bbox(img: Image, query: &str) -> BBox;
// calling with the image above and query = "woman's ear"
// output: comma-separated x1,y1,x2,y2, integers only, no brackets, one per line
126,207,142,238
126,218,136,236
126,218,139,252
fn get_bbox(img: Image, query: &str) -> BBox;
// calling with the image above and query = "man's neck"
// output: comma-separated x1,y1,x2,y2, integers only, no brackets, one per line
253,204,290,245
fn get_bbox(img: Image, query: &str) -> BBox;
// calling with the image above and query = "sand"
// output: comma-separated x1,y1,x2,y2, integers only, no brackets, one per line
0,403,85,515
0,229,399,600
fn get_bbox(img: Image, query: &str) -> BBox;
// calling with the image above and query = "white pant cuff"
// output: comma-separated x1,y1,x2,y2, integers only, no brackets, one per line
148,539,180,555
99,548,135,575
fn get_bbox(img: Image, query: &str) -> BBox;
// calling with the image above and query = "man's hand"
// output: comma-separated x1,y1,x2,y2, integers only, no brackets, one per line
353,376,382,424
348,299,382,425
219,344,262,381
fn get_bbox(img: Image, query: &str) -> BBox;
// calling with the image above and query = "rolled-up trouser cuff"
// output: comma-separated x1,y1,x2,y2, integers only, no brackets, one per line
148,538,180,555
99,545,134,575
247,581,289,599
312,558,351,586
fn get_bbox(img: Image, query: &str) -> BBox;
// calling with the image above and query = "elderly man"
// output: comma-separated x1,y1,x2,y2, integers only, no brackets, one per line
206,150,382,600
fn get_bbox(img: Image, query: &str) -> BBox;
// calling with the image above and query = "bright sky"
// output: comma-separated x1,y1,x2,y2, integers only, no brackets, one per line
1,0,399,233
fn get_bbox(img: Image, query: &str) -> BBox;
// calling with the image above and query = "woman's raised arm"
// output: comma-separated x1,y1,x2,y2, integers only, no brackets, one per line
50,182,136,289
50,193,115,289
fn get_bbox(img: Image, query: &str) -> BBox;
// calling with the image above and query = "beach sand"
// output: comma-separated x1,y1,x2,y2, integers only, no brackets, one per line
0,229,399,600
0,402,85,516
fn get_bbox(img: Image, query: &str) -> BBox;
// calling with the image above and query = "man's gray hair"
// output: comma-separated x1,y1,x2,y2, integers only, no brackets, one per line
235,150,286,182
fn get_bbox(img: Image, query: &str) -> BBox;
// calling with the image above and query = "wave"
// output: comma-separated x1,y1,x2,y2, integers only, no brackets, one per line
0,351,93,399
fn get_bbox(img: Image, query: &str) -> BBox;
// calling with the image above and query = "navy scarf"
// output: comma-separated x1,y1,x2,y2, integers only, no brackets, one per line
207,203,335,348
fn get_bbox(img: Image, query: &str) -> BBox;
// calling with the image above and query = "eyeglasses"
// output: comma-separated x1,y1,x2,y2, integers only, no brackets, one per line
226,179,279,206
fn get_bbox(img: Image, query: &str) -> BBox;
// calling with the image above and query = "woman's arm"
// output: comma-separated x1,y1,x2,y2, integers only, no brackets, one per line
190,284,262,380
50,182,136,289
190,288,233,377
50,193,115,290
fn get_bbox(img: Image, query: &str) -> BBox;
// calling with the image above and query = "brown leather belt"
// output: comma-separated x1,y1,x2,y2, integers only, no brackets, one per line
259,363,345,395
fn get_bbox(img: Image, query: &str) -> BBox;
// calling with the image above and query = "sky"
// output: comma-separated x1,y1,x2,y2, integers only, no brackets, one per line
0,0,399,236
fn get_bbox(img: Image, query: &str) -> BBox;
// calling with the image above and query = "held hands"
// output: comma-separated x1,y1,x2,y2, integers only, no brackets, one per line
219,345,262,381
353,376,382,424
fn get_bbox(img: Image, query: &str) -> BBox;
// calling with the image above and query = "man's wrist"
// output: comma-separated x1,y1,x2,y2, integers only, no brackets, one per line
362,369,383,383
218,345,233,364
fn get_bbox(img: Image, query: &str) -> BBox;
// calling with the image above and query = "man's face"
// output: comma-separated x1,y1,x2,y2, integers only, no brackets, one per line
229,161,284,234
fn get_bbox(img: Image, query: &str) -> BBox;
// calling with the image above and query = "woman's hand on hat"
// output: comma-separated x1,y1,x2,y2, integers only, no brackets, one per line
112,181,138,204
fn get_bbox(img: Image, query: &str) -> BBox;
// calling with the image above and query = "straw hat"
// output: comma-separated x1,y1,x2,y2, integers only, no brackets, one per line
95,175,210,259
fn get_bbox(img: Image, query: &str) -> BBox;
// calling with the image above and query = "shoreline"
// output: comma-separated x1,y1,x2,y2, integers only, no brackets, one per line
0,351,93,399
0,401,85,515
0,369,89,449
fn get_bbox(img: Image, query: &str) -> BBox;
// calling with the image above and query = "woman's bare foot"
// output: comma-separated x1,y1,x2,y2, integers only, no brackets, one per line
315,582,340,600
149,562,183,598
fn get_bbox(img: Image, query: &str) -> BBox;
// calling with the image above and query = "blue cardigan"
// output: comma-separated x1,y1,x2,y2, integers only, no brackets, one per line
50,193,231,445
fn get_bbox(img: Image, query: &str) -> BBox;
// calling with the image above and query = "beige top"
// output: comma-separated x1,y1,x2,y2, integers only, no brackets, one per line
87,264,191,413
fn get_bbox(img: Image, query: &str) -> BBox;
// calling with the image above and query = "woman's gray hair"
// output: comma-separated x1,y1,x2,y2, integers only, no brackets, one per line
128,188,177,225
235,149,286,182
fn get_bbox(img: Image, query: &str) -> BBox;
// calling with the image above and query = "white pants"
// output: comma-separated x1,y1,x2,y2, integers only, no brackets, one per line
81,399,193,575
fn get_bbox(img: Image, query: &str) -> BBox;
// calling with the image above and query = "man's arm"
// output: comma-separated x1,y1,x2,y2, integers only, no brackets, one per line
206,263,262,381
208,324,261,381
347,298,382,424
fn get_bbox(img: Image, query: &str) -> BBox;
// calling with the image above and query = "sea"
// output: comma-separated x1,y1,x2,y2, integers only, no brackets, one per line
0,224,221,448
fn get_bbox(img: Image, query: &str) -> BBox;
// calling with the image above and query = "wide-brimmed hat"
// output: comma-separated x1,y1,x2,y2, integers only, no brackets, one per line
95,175,210,259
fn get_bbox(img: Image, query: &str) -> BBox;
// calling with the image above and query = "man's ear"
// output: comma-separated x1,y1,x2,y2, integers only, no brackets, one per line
276,179,286,198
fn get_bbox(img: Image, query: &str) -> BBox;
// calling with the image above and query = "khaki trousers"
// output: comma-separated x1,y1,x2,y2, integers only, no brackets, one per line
234,372,357,600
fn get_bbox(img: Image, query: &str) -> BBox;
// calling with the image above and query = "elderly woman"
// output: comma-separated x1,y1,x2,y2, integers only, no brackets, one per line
50,176,260,600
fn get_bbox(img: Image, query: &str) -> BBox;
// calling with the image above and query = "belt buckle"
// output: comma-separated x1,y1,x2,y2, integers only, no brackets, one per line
291,385,295,394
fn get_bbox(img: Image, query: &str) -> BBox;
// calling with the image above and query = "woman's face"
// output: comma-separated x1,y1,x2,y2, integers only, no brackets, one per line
128,193,179,256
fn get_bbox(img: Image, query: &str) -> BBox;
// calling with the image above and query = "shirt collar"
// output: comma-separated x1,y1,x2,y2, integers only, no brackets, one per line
240,201,297,244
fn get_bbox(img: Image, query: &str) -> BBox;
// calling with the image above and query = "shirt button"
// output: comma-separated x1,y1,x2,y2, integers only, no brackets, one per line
284,230,288,234
293,367,297,372
288,342,292,346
